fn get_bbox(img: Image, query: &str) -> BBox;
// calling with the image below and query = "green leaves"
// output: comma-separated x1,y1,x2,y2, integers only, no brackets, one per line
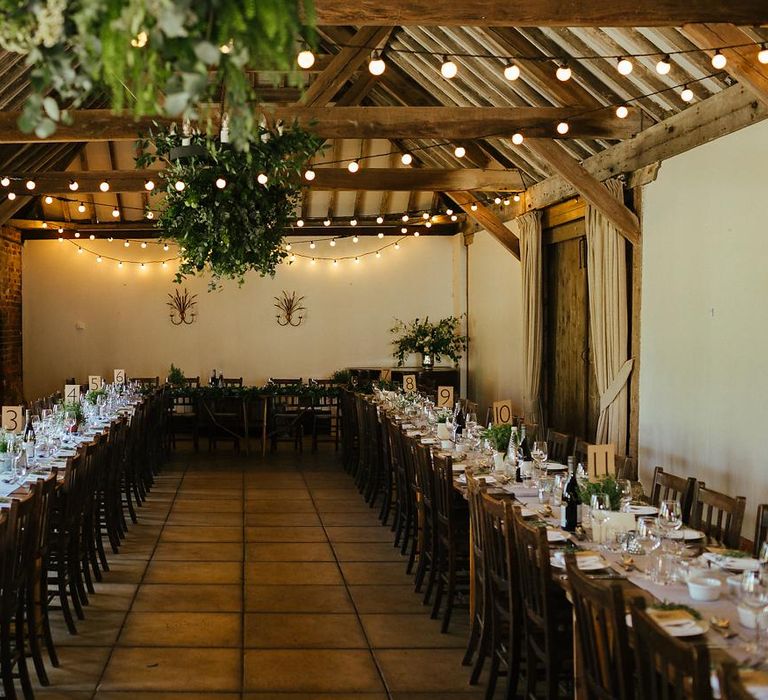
390,316,468,366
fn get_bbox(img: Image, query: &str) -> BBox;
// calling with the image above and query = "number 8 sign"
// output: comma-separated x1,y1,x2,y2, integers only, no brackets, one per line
436,386,454,408
402,375,417,393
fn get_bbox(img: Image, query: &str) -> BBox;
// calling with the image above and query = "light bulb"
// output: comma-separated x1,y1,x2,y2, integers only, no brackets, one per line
617,57,633,76
215,177,226,189
615,105,629,119
656,55,671,75
376,251,381,258
759,45,768,65
97,256,102,263
402,214,409,222
162,261,167,268
556,121,569,135
333,259,337,265
711,50,727,70
0,177,8,187
454,145,466,159
413,231,420,237
350,218,357,226
503,197,511,205
140,263,145,269
111,207,120,218
69,180,79,191
174,180,185,191
440,57,458,79
124,240,130,247
422,212,429,220
311,258,316,264
556,63,571,81
401,227,407,234
450,214,458,221
296,219,304,227
310,241,316,249
513,194,521,202
7,192,16,200
58,237,63,243
376,216,384,224
494,196,501,204
394,242,400,250
681,86,694,103
347,160,360,173
257,173,268,185
144,179,155,191
163,244,169,251
108,237,113,242
285,243,292,252
44,195,53,204
57,226,64,233
99,180,110,192
89,234,95,240
401,152,413,165
140,241,147,249
42,222,48,228
470,203,478,211
352,235,359,243
425,221,432,228
289,254,296,262
77,247,83,254
118,261,123,268
446,208,453,216
304,169,315,181
354,256,360,263
368,52,385,76
503,62,520,81
25,179,35,190
330,239,336,247
146,211,154,220
512,132,524,145
323,219,331,227
297,49,315,69
74,231,80,238
77,203,86,213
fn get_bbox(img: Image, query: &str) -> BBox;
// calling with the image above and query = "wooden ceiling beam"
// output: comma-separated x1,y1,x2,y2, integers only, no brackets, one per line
0,106,642,143
526,139,640,245
4,167,525,193
682,24,768,109
313,0,768,26
447,190,520,259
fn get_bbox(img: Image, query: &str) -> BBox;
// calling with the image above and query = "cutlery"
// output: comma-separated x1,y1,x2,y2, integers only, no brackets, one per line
710,616,738,639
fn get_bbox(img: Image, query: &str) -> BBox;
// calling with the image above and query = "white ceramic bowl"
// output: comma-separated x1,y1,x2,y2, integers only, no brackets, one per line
687,576,722,602
738,604,759,629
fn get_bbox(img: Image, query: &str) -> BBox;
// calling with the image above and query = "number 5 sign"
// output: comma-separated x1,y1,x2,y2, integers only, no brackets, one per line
1,406,23,433
88,375,103,391
436,386,454,408
402,374,417,393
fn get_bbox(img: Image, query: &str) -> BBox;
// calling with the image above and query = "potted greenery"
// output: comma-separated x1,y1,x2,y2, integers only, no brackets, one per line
85,387,107,405
390,316,468,369
0,432,8,471
168,364,186,388
579,475,622,511
62,401,84,432
481,424,512,471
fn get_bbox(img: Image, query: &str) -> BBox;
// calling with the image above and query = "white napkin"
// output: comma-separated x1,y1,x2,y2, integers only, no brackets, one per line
702,552,759,571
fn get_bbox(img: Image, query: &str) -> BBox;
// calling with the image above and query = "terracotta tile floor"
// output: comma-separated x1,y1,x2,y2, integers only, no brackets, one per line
34,448,502,699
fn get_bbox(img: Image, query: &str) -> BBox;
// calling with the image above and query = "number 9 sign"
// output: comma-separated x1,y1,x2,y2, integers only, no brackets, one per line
436,386,454,408
1,406,23,433
402,374,417,393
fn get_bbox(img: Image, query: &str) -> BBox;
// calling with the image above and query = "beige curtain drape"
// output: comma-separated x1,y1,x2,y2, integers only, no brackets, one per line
518,210,543,425
586,178,633,451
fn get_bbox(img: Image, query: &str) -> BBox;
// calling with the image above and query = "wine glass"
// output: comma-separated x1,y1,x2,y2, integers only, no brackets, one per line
657,499,683,552
617,478,633,512
63,411,76,437
531,440,548,484
634,516,662,573
740,571,768,656
590,493,612,545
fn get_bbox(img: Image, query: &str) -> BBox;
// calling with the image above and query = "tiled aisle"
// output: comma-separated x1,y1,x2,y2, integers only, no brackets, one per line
35,448,499,700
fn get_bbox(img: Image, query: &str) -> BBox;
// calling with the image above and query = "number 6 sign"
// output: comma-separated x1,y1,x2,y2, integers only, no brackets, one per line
436,386,454,408
114,369,125,384
1,406,23,433
402,374,417,393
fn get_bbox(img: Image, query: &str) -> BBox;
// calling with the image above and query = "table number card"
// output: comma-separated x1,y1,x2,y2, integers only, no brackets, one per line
436,386,454,408
379,369,392,382
402,374,417,393
114,369,126,384
88,375,103,391
1,406,23,433
492,400,514,425
64,384,81,402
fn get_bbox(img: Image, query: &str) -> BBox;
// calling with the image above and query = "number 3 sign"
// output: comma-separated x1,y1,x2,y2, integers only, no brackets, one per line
1,406,23,433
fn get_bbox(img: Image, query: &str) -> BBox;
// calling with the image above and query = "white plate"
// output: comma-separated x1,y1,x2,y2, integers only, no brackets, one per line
547,530,568,543
626,612,709,637
551,553,606,571
667,528,706,541
545,462,567,471
628,505,658,516
702,552,760,571
420,438,439,445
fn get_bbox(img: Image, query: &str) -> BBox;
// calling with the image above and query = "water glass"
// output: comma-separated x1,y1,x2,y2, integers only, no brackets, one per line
657,499,683,552
741,571,768,655
617,478,632,512
590,493,612,543
538,476,554,505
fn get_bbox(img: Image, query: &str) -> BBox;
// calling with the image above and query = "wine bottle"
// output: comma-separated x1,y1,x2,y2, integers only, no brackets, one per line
454,403,466,436
210,369,217,386
519,425,532,461
560,456,581,532
22,409,35,443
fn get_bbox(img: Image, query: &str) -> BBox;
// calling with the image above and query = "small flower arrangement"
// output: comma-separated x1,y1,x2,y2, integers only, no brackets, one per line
481,424,512,453
390,316,468,366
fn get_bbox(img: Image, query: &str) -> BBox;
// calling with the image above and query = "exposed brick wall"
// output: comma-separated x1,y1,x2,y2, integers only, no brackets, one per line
0,226,22,403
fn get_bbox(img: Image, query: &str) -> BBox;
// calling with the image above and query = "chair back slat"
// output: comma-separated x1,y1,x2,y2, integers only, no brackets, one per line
545,429,572,464
690,484,746,549
650,467,698,524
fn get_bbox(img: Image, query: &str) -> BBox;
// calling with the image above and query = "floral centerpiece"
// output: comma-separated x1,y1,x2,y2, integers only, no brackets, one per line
390,316,468,368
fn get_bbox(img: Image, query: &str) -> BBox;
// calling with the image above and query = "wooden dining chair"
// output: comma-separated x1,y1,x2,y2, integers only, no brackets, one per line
717,661,755,700
130,376,159,387
269,377,303,386
340,389,359,474
523,421,539,442
463,472,489,678
587,443,616,481
221,377,243,387
630,598,713,700
182,376,200,387
615,454,637,481
689,484,746,549
512,508,573,700
753,504,768,557
649,467,698,524
565,552,636,700
413,441,438,600
545,429,572,464
573,438,589,466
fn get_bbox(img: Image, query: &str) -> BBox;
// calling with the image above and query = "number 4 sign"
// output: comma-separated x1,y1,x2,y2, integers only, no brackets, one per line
64,384,81,402
1,406,23,433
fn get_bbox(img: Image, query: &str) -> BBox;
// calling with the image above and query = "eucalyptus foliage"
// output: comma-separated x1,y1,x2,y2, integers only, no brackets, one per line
0,0,314,147
390,316,468,366
136,123,323,288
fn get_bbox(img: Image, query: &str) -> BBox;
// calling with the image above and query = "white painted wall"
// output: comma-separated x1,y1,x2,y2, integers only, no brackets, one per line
466,228,524,422
22,236,459,398
640,120,768,542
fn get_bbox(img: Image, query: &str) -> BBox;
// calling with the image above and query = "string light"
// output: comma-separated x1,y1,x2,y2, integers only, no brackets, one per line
77,247,83,254
118,261,123,268
454,145,466,158
401,227,407,233
89,234,95,240
69,180,79,191
44,195,53,204
556,121,570,135
0,177,8,187
25,179,35,190
513,194,521,202
58,237,63,242
440,56,458,79
144,179,155,191
296,219,305,227
352,235,359,243
470,203,478,211
425,221,432,228
617,57,633,75
681,85,694,102
347,160,360,173
711,50,727,69
354,256,360,263
99,180,110,192
376,216,384,224
57,226,64,233
446,208,453,216
77,203,86,213
402,214,409,222
304,169,316,181
375,251,381,258
111,207,120,218
511,132,524,145
422,212,430,220
368,51,385,75
616,105,629,119
323,219,331,227
494,196,501,204
394,242,400,250
74,232,80,238
309,241,316,249
96,256,102,263
401,152,413,165
450,214,458,221
163,244,169,251
330,238,336,247
378,232,384,238
297,49,315,69
503,62,520,81
174,180,185,191
655,55,671,75
140,241,147,249
556,63,571,81
215,177,226,189
759,45,768,65
124,240,130,247
7,192,16,200
146,211,154,220
413,231,420,237
332,259,337,266
350,218,357,226
257,173,268,185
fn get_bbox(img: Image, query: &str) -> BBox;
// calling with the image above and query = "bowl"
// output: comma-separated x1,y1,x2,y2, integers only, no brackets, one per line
737,604,761,629
687,576,722,602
